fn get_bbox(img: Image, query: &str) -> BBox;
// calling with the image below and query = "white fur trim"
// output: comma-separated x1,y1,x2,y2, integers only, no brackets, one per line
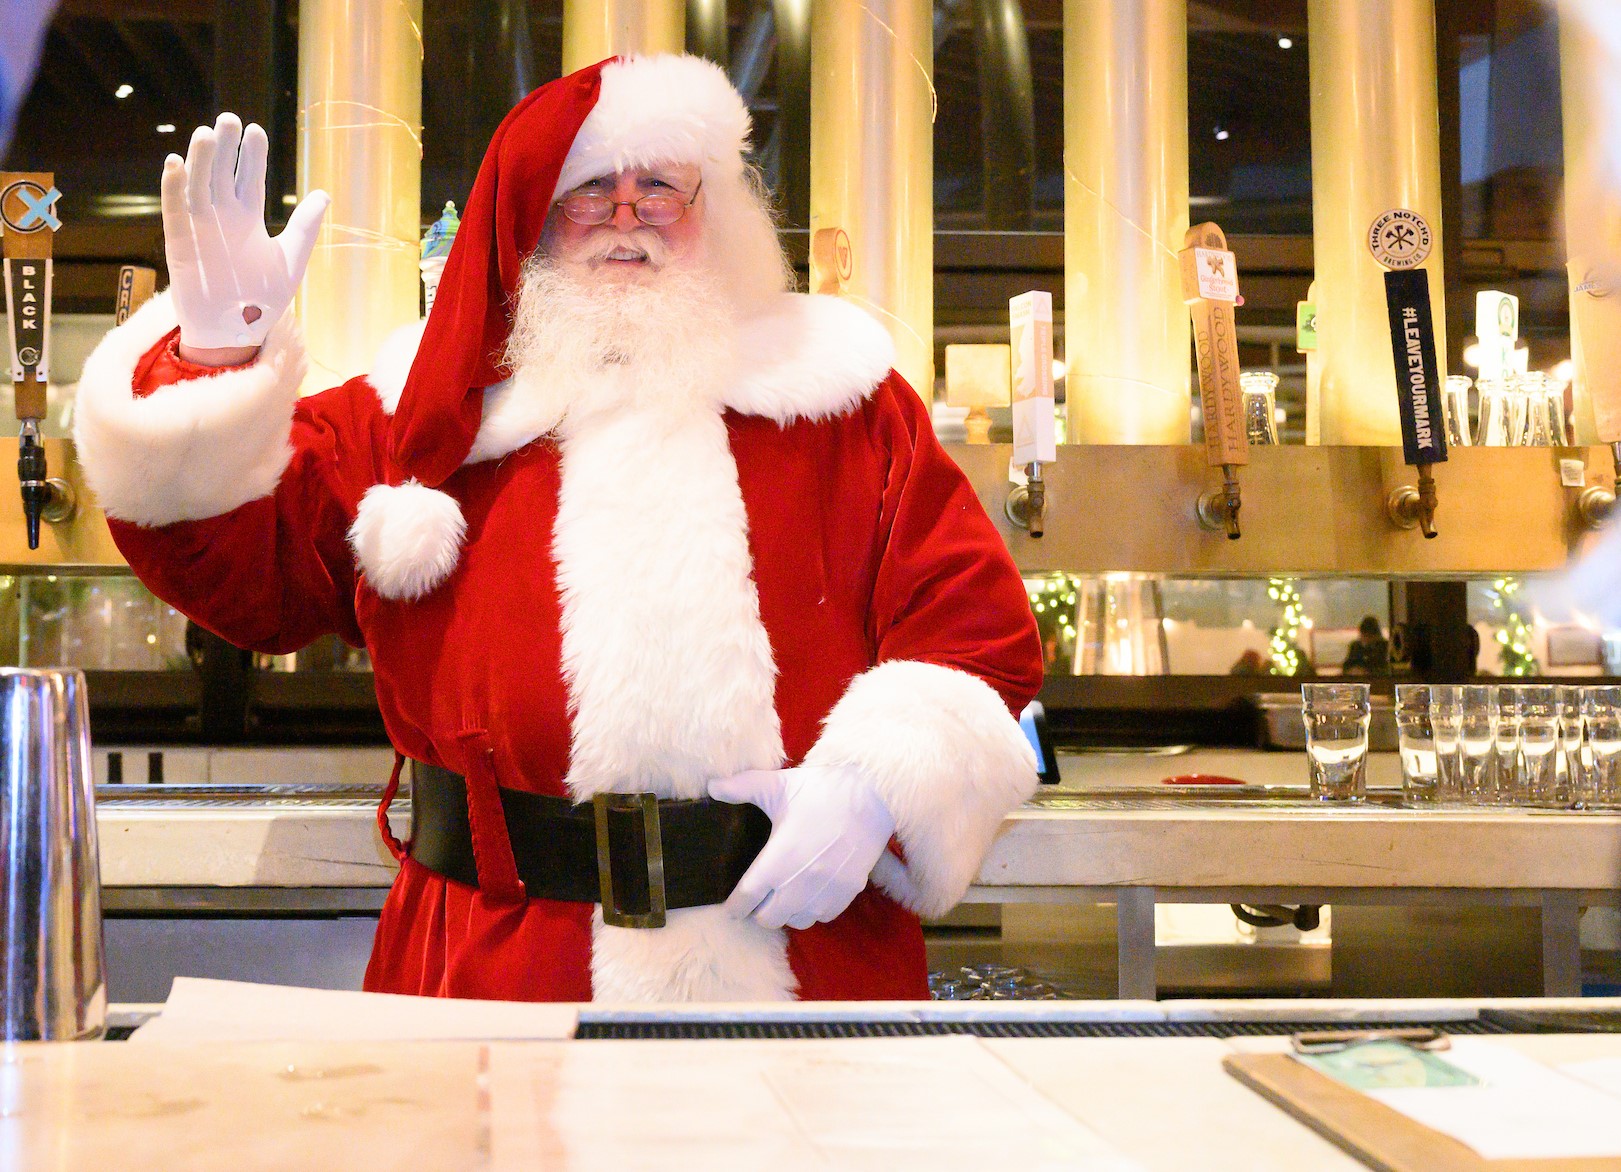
804,661,1038,918
553,398,787,999
71,290,305,526
348,480,466,601
362,294,895,464
721,293,896,424
591,905,795,1002
367,319,427,415
557,55,751,198
463,375,548,463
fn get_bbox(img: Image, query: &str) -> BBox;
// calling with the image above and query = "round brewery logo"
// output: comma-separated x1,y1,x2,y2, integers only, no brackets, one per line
833,228,853,283
0,179,62,234
1575,268,1614,298
1367,209,1433,270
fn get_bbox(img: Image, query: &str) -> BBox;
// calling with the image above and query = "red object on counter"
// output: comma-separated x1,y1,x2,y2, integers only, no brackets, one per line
1161,774,1247,786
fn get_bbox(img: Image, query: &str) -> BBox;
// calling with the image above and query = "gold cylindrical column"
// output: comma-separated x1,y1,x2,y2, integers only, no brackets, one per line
1559,0,1621,445
1062,0,1190,444
1307,0,1448,445
562,0,685,74
296,0,423,392
809,0,934,398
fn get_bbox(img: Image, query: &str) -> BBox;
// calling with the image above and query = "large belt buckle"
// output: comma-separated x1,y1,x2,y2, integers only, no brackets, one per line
592,792,667,929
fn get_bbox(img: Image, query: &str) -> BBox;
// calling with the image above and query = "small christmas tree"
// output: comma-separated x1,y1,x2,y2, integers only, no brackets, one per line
1268,578,1306,676
1486,577,1539,676
1027,573,1080,673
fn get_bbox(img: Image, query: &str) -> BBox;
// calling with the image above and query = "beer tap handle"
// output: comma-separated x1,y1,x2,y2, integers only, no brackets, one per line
1181,224,1247,540
3,171,65,551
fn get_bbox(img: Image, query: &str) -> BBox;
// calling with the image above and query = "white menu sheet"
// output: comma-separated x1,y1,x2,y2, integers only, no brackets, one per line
1362,1038,1621,1160
132,977,578,1042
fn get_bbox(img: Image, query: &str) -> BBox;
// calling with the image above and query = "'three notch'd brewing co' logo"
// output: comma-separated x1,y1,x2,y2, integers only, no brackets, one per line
1,177,61,383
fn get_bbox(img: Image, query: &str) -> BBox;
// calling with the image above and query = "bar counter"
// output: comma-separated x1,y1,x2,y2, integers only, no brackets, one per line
93,749,1621,998
9,998,1621,1170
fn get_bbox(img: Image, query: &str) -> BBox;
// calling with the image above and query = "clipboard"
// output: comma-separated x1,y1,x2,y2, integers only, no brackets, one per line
1223,1053,1621,1172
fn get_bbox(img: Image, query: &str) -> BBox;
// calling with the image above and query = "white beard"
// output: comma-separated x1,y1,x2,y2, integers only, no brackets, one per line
500,249,741,437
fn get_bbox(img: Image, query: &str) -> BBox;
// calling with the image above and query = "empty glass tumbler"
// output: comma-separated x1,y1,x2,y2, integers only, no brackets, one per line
1457,684,1499,804
1429,684,1465,803
1583,685,1621,805
1394,684,1439,805
1240,371,1280,445
1493,685,1524,803
1507,685,1562,804
1301,683,1371,802
1557,684,1584,802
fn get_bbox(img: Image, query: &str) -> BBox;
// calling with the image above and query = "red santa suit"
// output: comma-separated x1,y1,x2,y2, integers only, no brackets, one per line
72,55,1042,1003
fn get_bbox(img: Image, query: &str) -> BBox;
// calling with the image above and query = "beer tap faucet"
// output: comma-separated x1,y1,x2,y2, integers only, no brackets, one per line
1181,224,1247,541
1197,463,1243,540
1388,464,1439,539
1576,441,1621,529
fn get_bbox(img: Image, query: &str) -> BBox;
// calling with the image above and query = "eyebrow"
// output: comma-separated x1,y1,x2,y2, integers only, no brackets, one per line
575,171,694,191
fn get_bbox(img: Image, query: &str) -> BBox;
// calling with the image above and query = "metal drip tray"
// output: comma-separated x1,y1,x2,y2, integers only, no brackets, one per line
94,782,393,809
1028,787,1411,811
1026,788,1620,813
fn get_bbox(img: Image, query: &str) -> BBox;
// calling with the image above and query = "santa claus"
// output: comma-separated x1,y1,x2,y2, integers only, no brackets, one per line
73,54,1043,1002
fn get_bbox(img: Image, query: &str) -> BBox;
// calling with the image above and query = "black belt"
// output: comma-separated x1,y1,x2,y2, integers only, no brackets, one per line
407,761,770,928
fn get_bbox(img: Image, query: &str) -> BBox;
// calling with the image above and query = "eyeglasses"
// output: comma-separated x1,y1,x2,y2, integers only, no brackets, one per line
557,178,702,228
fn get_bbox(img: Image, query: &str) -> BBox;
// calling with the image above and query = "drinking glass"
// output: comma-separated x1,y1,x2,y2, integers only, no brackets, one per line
1509,684,1561,805
1582,686,1621,805
1506,377,1530,446
1476,379,1510,446
1522,382,1554,447
1301,683,1371,803
1494,685,1523,803
1557,684,1585,803
1240,371,1280,445
1441,375,1473,448
1457,684,1498,804
1429,684,1465,803
1393,684,1439,805
1535,372,1567,446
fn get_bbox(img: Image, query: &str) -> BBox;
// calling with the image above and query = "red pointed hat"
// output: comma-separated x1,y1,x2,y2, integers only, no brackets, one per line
389,53,753,487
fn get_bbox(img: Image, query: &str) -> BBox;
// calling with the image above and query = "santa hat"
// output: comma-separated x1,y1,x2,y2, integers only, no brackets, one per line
388,53,754,489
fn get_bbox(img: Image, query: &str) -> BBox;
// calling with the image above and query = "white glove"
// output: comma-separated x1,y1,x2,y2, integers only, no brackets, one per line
708,765,896,931
160,112,330,351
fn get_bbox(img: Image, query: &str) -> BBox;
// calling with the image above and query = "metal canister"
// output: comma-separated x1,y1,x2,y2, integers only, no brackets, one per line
0,668,105,1040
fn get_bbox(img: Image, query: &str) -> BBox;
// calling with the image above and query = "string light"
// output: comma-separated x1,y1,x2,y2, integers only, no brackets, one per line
1027,573,1082,672
1267,578,1304,676
1487,577,1539,676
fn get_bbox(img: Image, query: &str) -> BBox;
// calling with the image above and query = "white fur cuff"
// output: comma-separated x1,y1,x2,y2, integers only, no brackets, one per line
804,661,1038,918
72,291,306,526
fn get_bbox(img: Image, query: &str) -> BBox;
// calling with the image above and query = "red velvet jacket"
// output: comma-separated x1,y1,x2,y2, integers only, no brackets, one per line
73,290,1043,1002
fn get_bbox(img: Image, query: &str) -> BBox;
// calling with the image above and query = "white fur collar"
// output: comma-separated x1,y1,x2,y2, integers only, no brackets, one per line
365,293,895,464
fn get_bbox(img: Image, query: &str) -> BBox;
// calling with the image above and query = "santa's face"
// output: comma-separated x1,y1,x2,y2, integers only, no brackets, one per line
543,164,705,282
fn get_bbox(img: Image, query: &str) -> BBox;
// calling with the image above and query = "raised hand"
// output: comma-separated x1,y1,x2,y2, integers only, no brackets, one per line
161,113,330,353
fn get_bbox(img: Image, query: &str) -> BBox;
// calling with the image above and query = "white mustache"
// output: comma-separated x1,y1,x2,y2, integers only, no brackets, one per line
579,229,669,267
